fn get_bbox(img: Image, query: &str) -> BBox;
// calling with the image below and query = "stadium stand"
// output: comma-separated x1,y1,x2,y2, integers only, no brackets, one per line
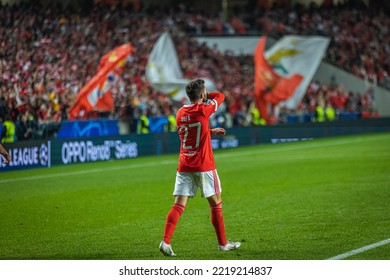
0,0,386,140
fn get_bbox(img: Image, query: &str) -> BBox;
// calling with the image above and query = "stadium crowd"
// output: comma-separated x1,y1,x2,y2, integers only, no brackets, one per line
179,0,390,89
0,0,384,141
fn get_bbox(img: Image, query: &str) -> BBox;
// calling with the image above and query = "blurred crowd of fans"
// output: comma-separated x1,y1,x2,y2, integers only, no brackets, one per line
0,0,384,142
181,0,390,88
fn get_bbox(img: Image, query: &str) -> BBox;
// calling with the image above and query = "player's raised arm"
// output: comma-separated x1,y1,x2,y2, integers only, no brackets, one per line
207,91,225,107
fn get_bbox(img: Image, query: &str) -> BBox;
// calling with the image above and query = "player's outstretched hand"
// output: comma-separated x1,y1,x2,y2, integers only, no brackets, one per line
211,128,226,136
2,153,11,164
0,144,11,164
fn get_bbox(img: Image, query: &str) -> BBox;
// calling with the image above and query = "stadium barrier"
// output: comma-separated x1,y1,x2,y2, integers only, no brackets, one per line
0,140,51,171
0,113,380,141
56,119,119,138
1,117,389,172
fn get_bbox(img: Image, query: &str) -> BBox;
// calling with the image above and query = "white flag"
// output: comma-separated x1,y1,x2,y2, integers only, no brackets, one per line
264,35,330,109
146,32,215,103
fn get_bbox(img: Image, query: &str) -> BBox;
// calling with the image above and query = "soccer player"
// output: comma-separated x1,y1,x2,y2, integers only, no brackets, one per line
159,79,241,256
0,143,11,164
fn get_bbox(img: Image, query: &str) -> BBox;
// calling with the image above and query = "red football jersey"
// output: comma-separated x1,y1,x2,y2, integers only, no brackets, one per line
176,92,225,172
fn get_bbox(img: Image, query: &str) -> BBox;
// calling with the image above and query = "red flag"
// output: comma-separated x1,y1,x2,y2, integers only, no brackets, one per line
254,37,303,124
68,44,135,120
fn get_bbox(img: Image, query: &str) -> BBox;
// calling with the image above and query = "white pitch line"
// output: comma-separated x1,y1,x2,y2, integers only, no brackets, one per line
0,134,389,184
328,238,390,260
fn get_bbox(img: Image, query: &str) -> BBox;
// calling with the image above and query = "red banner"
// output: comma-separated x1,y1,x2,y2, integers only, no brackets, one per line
254,37,303,124
68,44,135,120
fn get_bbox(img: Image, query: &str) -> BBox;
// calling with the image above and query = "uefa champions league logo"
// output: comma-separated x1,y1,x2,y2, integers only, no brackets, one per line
39,143,49,166
1,141,51,169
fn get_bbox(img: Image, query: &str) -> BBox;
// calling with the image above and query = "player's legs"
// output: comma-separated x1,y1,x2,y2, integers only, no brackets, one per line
203,172,241,251
175,195,189,206
161,172,196,256
207,194,241,250
198,170,226,246
163,196,188,245
207,192,222,205
160,195,188,256
207,193,227,246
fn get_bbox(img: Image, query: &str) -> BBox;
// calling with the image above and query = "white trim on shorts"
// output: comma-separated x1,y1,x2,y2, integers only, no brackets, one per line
173,170,221,198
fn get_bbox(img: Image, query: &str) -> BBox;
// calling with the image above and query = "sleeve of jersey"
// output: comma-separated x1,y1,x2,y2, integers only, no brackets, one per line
203,92,225,116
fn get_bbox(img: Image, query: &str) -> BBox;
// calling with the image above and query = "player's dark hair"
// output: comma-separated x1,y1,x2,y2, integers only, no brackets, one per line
185,79,205,102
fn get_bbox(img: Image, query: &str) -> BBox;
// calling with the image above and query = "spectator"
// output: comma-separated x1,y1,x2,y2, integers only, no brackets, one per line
15,110,36,141
325,101,336,121
1,115,16,143
137,109,150,134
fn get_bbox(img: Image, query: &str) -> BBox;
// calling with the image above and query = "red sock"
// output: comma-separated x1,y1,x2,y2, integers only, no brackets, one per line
163,203,185,244
210,202,227,246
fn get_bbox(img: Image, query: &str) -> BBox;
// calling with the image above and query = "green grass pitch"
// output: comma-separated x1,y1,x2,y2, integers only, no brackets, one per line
0,133,389,260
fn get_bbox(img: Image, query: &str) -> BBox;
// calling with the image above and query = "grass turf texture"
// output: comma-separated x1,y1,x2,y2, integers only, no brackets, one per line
0,133,389,260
